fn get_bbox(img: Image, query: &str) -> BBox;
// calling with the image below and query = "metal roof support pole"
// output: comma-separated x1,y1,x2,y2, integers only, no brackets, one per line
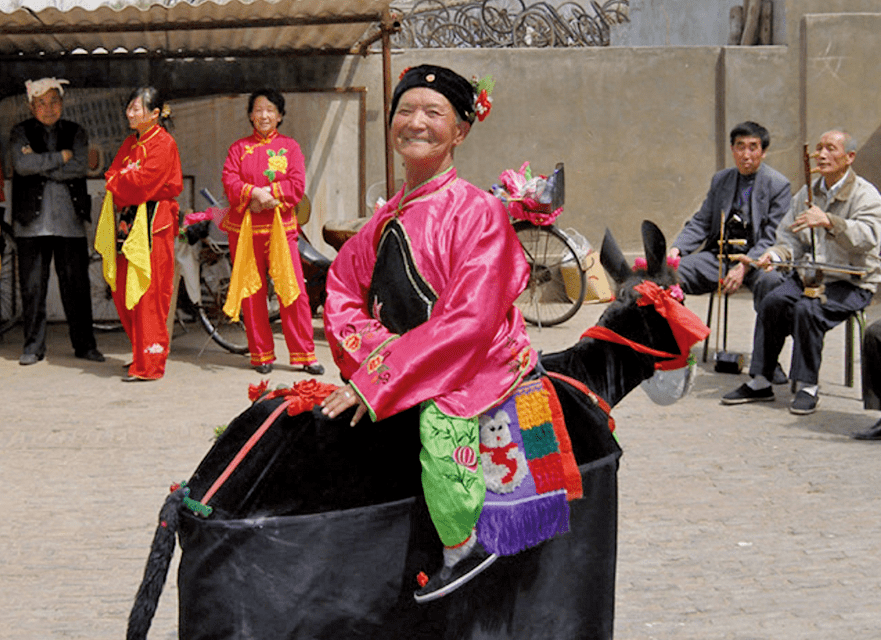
380,7,396,201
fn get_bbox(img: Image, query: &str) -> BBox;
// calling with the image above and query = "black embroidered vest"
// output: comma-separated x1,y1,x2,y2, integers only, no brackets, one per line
367,219,437,334
11,118,91,225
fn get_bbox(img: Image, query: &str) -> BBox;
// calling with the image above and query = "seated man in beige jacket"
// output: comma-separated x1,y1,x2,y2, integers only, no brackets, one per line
722,129,881,415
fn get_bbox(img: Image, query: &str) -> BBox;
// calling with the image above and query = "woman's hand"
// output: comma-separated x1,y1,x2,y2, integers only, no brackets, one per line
321,384,368,427
249,186,280,212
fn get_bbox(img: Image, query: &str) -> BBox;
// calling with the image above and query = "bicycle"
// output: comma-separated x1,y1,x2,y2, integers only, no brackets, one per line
0,217,22,338
88,250,124,332
177,190,328,355
493,163,587,327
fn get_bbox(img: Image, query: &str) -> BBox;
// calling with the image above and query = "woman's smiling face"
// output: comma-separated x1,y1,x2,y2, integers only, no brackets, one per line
126,96,159,133
391,87,467,167
250,96,282,136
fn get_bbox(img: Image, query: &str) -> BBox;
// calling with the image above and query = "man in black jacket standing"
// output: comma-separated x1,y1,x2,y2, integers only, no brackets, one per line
11,77,103,365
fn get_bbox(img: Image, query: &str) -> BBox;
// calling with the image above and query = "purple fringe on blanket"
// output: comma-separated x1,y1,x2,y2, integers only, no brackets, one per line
476,490,570,556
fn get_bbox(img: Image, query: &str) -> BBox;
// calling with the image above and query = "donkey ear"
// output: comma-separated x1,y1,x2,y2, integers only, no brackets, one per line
641,220,667,276
600,228,632,284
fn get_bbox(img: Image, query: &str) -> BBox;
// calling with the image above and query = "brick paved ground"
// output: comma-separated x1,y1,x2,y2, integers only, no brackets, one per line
1,293,879,640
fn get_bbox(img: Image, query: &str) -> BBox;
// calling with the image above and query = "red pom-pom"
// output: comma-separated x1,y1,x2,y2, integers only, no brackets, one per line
416,571,429,587
169,482,181,493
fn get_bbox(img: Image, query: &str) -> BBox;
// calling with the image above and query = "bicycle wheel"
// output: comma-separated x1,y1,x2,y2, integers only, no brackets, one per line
0,222,21,337
195,241,281,355
196,244,249,355
513,221,586,327
88,252,123,331
481,0,526,46
512,8,556,47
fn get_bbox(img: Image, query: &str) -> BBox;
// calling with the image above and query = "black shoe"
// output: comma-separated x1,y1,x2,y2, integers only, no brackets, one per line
254,363,273,374
771,363,788,385
414,542,497,604
19,353,44,366
302,363,325,375
790,389,819,415
852,418,881,440
76,348,105,363
722,383,774,405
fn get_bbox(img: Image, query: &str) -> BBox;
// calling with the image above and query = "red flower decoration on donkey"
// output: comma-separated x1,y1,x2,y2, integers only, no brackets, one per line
248,380,269,403
251,379,339,416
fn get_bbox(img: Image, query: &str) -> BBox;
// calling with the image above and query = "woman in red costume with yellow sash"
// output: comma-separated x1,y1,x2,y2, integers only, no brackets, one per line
221,88,323,376
95,87,182,381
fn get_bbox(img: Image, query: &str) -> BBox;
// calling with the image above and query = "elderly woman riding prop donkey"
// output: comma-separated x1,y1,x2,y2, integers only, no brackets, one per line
126,65,709,640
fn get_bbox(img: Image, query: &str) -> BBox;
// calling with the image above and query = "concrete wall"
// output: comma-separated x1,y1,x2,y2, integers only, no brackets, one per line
802,12,881,193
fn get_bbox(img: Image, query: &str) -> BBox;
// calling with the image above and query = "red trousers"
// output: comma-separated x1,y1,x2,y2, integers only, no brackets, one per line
112,224,175,379
228,227,317,367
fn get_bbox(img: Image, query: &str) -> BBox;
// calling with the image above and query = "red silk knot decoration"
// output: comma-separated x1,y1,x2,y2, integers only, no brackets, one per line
248,379,339,416
583,280,709,371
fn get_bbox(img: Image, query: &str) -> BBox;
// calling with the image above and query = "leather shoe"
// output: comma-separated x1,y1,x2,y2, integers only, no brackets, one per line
851,418,881,440
254,363,273,374
19,353,44,366
76,348,106,363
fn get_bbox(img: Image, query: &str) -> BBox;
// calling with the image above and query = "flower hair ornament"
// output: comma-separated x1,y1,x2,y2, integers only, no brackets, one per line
160,103,172,119
471,74,494,122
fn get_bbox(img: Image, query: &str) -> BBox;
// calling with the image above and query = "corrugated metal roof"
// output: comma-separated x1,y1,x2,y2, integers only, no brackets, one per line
0,0,398,58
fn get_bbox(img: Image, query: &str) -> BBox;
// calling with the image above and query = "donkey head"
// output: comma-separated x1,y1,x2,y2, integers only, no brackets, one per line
591,221,710,404
600,220,679,294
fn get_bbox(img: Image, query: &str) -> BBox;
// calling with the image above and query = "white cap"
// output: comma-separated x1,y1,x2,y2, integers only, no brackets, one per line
25,77,70,102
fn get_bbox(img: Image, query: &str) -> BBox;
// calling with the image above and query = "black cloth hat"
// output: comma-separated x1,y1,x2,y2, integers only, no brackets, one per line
389,64,476,125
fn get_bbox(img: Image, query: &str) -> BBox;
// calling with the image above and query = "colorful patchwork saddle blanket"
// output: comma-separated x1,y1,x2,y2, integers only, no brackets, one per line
476,376,583,556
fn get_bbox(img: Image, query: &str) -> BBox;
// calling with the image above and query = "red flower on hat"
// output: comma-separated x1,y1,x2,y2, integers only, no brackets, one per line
475,90,493,122
398,67,411,81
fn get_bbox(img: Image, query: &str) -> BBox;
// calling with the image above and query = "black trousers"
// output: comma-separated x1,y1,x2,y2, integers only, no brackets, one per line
863,319,881,410
749,274,871,385
676,250,785,310
17,235,97,357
